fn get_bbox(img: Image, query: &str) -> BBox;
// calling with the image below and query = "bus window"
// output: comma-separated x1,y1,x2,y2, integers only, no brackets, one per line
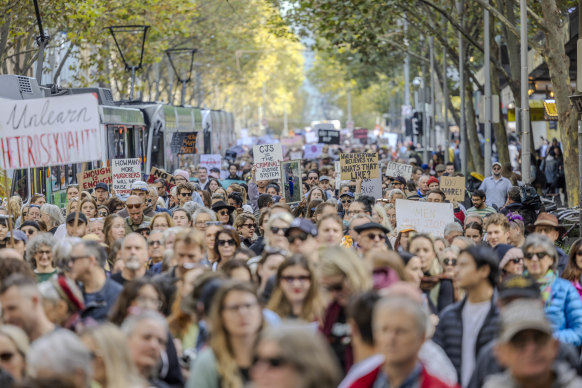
150,121,165,171
133,126,148,173
11,169,28,203
107,125,129,159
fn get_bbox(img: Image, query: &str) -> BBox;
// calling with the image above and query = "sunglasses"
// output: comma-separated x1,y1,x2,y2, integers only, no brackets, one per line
253,356,288,368
217,239,236,247
180,192,192,197
98,211,109,217
126,204,141,210
341,199,352,205
218,210,230,216
287,233,308,244
308,176,318,180
270,226,288,235
509,258,522,264
21,229,36,235
281,275,310,283
523,251,549,260
243,223,256,229
0,352,14,362
364,233,384,241
443,258,457,266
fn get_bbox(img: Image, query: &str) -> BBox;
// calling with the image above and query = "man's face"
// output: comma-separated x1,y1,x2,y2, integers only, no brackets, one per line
148,232,164,259
307,173,319,187
66,219,87,237
492,164,502,177
426,193,443,203
156,182,166,197
486,224,508,247
229,165,237,175
413,169,422,182
122,234,149,270
130,189,147,201
374,307,424,366
455,251,486,290
471,196,484,208
174,240,204,267
67,187,79,201
534,225,559,243
0,286,37,336
391,181,404,191
179,188,192,207
358,228,386,253
446,165,455,175
198,168,208,181
126,196,145,224
418,177,428,192
95,188,108,202
68,244,92,282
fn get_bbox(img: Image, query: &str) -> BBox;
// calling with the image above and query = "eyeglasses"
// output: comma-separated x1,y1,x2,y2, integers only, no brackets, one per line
36,250,51,256
243,223,256,229
126,204,142,210
287,232,308,244
341,199,352,205
523,251,549,260
180,192,192,197
136,296,162,309
324,281,344,292
206,221,222,226
253,355,288,368
281,275,310,283
222,301,259,313
68,255,90,263
308,176,318,180
270,226,288,235
509,258,522,264
217,239,236,247
364,233,384,241
443,258,457,266
21,229,36,235
0,352,14,362
148,240,162,246
218,210,230,216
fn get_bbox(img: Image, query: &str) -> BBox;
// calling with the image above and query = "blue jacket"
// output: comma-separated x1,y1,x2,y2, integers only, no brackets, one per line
545,277,582,346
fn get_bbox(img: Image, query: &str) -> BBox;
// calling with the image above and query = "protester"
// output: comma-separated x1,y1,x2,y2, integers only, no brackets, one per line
0,325,28,383
528,212,568,274
479,162,512,209
466,190,497,218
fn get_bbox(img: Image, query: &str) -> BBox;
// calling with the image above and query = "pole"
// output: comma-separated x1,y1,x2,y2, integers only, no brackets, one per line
577,0,582,232
521,0,531,183
404,20,411,108
181,80,187,106
443,16,449,164
421,42,428,163
130,66,136,100
457,0,467,176
196,67,202,106
484,1,492,177
32,0,48,85
429,36,436,151
347,87,352,124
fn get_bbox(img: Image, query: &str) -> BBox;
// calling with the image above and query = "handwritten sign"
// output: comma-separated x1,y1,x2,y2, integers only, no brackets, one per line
303,144,324,159
149,167,176,186
112,158,141,196
0,94,101,169
395,199,454,237
318,129,340,145
354,128,369,144
340,153,379,180
200,154,221,172
361,177,382,199
440,176,466,202
385,161,413,180
76,167,112,191
170,132,197,154
253,144,283,181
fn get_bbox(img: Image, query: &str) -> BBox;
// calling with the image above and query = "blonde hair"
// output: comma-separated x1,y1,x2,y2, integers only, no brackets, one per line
318,247,372,292
409,234,442,276
7,196,22,220
79,197,98,218
66,198,79,216
229,184,247,204
233,213,256,231
372,204,392,232
173,228,206,251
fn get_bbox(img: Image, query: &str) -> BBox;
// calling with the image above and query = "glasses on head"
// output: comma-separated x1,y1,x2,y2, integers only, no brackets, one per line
222,301,259,313
180,192,192,197
443,258,457,266
287,232,308,244
252,355,288,369
126,204,141,210
341,199,352,205
217,239,236,247
281,275,310,283
243,223,256,229
523,251,549,260
364,233,384,241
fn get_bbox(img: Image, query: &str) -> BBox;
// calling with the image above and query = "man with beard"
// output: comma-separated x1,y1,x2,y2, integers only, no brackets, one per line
478,162,513,209
111,233,153,285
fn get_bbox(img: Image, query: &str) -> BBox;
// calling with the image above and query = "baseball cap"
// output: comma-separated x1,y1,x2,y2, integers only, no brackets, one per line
285,218,317,237
339,192,355,199
95,182,109,192
4,230,27,242
319,176,331,182
498,299,551,343
492,162,502,168
66,212,88,224
130,181,149,192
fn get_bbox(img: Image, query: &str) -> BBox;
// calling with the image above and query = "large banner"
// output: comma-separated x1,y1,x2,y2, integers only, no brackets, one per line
395,199,454,237
0,94,101,169
253,144,283,181
112,158,141,196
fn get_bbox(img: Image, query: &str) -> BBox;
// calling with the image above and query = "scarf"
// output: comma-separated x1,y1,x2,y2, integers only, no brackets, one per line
537,269,557,304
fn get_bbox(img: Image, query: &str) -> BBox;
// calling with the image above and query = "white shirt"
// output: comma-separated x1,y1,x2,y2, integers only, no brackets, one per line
461,300,490,387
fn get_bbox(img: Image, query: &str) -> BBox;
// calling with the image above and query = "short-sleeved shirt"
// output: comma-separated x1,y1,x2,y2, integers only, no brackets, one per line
479,176,513,209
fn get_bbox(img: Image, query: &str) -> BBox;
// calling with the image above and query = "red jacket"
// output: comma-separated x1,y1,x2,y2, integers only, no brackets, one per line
348,364,460,388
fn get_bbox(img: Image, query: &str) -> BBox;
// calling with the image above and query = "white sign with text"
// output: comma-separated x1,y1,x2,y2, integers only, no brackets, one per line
395,199,454,237
253,144,283,180
112,158,141,196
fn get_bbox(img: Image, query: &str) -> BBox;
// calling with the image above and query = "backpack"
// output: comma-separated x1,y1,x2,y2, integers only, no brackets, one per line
519,184,543,225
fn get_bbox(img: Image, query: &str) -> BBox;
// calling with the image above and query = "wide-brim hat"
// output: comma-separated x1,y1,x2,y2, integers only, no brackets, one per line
526,212,566,234
354,222,389,235
212,201,235,213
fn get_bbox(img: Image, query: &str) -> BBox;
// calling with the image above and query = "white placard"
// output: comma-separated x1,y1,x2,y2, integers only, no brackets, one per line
253,144,283,181
305,131,318,144
395,199,454,237
385,161,413,180
0,94,101,169
303,143,324,159
361,177,382,199
200,154,222,172
112,158,141,196
289,151,302,160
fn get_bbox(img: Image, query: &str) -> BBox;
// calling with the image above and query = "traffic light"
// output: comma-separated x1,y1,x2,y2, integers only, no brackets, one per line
412,111,423,136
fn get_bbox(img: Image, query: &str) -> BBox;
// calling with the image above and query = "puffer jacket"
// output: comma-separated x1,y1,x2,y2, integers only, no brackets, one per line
544,277,582,346
432,297,499,382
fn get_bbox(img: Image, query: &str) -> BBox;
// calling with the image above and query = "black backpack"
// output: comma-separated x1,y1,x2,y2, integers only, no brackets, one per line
518,184,543,225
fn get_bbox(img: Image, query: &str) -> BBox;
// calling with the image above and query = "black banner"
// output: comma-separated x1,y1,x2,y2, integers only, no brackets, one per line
318,129,340,144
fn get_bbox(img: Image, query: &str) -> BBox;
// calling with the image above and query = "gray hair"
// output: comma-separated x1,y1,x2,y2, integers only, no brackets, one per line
27,329,92,385
40,204,65,228
192,208,217,223
161,227,183,246
265,212,294,229
388,189,405,201
26,233,56,264
183,201,201,215
52,237,82,271
211,192,226,201
121,310,168,337
73,240,107,268
444,222,463,237
523,233,558,265
439,246,460,260
373,294,429,338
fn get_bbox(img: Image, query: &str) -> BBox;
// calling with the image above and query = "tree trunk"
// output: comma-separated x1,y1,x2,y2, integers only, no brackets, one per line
540,0,578,206
465,70,484,174
491,33,510,167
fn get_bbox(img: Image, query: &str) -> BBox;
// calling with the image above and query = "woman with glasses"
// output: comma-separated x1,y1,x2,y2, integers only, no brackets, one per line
97,205,109,218
20,221,40,240
523,233,582,346
234,213,256,248
26,233,57,282
212,201,235,226
188,281,264,388
173,208,193,228
26,204,41,222
151,212,174,231
438,246,460,278
251,324,341,388
213,228,241,270
263,212,293,252
318,246,372,374
498,247,524,284
266,254,324,323
0,325,29,383
192,208,217,232
40,203,65,234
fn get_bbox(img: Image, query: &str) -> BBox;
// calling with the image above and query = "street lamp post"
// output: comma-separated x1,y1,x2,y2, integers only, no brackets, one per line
106,25,149,100
166,48,198,106
32,0,49,85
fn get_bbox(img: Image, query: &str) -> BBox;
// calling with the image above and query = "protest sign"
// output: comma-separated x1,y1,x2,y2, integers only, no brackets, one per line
340,153,379,180
440,176,466,202
0,94,101,169
318,128,340,145
76,167,112,191
281,160,303,204
305,131,318,144
253,144,283,181
200,154,222,173
303,144,324,159
280,136,303,147
148,166,176,186
353,129,369,144
395,199,454,237
112,158,141,196
361,177,382,199
170,132,197,154
289,151,302,160
385,161,413,180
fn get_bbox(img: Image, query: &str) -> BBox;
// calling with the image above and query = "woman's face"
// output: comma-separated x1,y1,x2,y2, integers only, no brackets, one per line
221,290,262,337
131,284,161,312
310,190,323,201
390,193,404,204
251,340,299,388
67,187,79,201
110,217,126,241
0,222,8,240
0,334,25,382
81,336,105,387
40,211,50,227
400,231,410,251
409,237,436,273
88,221,105,242
524,247,554,279
205,225,221,251
34,244,53,271
503,257,524,276
266,220,290,250
266,187,278,196
173,211,191,227
217,209,230,225
217,232,236,260
405,256,424,287
194,213,212,231
238,218,255,239
439,251,458,277
27,207,40,221
152,217,169,231
258,254,285,288
464,227,482,244
208,180,219,193
69,201,78,214
81,202,97,218
387,208,396,228
320,273,351,307
428,182,439,190
280,265,311,306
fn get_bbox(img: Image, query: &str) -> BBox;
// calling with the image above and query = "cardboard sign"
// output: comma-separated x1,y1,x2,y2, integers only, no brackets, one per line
149,167,176,186
0,94,101,169
440,176,466,202
318,129,340,145
76,167,112,191
395,199,454,237
385,161,413,180
361,177,382,199
280,160,303,204
200,154,221,172
303,144,324,159
112,158,141,196
253,144,283,181
340,153,379,180
170,132,197,154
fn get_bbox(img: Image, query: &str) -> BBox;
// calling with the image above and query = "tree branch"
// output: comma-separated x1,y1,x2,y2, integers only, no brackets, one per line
53,44,74,84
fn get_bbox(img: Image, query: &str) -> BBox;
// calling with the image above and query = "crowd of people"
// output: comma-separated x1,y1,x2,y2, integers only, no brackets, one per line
0,143,579,388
